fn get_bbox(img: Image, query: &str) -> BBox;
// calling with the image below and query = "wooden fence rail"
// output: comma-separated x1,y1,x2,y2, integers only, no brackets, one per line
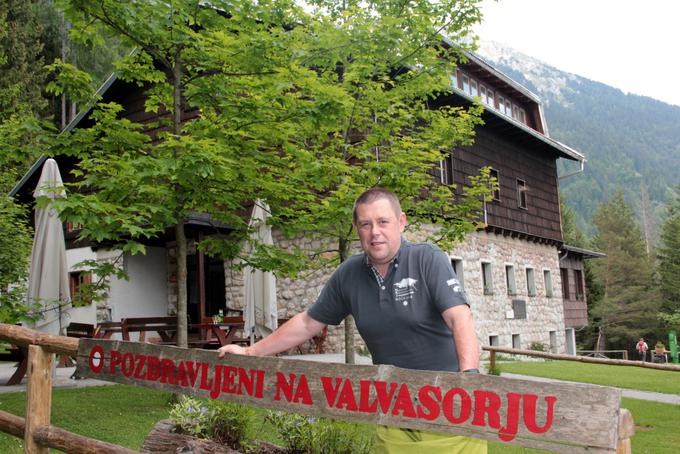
1,323,634,453
484,345,680,372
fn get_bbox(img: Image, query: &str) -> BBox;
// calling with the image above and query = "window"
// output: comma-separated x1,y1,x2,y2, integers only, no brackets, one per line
496,95,504,111
487,89,495,109
549,331,557,353
512,299,527,319
575,269,584,300
526,267,536,296
517,179,527,209
470,79,478,97
462,74,470,94
489,335,499,347
504,98,512,116
560,268,570,299
544,270,553,297
505,265,516,295
452,70,461,89
451,258,464,289
489,168,500,201
439,153,453,186
512,334,521,349
69,271,93,304
482,262,493,295
480,85,487,103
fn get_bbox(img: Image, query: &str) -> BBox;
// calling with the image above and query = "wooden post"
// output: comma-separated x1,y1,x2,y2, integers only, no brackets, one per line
489,349,496,373
616,408,634,454
24,345,52,454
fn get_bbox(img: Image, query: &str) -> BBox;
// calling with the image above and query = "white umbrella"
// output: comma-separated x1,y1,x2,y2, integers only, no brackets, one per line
26,158,71,336
243,200,278,344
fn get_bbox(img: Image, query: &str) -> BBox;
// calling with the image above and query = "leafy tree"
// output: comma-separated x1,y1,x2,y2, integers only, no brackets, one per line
657,185,680,328
44,0,488,349
588,192,661,350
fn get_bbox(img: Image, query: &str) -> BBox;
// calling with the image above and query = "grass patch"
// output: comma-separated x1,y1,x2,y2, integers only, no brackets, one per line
0,385,173,453
496,360,680,394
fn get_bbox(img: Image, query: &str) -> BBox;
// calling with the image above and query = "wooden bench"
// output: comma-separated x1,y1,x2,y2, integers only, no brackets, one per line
0,344,27,385
94,321,123,339
121,316,178,343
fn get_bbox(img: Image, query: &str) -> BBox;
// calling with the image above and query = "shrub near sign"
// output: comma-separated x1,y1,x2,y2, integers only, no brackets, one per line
77,339,622,453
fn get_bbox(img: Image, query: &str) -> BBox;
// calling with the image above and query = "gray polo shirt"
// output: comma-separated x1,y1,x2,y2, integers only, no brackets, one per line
307,240,469,372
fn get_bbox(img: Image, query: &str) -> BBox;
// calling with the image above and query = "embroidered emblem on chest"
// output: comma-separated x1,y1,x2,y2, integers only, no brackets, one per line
394,277,418,303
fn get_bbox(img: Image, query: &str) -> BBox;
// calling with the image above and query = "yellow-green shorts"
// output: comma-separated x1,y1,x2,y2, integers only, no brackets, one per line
375,426,487,454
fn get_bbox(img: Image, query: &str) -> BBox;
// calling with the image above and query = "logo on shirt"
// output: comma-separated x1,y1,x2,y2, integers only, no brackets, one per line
447,278,463,293
394,277,418,303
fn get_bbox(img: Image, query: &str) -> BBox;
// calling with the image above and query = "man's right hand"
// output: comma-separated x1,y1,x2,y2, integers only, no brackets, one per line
218,344,250,358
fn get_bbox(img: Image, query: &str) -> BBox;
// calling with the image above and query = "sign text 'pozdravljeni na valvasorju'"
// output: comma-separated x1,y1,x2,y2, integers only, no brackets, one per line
76,339,621,453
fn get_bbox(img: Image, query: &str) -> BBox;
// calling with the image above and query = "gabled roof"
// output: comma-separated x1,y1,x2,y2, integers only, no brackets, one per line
561,244,606,259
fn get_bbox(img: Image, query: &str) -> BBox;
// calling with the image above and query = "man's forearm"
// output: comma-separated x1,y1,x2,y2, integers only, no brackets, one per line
444,305,480,371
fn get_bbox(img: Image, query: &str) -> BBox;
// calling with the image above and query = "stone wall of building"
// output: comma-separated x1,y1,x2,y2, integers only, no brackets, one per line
447,230,566,354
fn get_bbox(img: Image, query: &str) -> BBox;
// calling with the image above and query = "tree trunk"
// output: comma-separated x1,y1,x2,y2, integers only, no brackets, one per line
172,46,188,348
339,237,355,365
176,223,188,348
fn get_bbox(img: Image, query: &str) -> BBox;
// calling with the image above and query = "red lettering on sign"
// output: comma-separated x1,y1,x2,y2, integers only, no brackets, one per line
523,394,557,434
240,368,264,398
133,354,146,380
472,390,502,429
498,392,521,442
160,358,177,385
391,384,416,418
358,380,378,413
222,366,238,394
335,379,358,411
210,365,223,399
320,377,342,407
147,355,160,381
275,372,312,404
442,388,471,424
175,361,189,387
373,381,399,414
185,361,200,387
88,345,104,374
122,352,135,378
416,385,442,421
109,350,122,374
199,362,213,390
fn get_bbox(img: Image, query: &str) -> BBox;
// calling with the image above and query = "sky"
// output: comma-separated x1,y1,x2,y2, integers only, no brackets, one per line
473,0,680,107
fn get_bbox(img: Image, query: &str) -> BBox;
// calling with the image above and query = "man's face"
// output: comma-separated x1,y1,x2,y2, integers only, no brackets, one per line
353,198,406,268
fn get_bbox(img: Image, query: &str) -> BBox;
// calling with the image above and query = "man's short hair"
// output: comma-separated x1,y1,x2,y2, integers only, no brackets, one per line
352,188,402,223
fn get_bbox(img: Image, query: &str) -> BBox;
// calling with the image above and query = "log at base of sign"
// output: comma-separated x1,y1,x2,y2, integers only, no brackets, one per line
77,339,625,454
142,419,286,454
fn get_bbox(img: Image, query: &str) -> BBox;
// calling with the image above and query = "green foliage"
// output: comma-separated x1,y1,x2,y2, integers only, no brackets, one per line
0,193,36,323
169,396,256,451
588,192,661,349
657,184,680,322
266,411,373,454
528,341,546,352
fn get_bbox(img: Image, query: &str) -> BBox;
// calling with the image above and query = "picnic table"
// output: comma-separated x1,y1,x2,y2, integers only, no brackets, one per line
0,344,28,386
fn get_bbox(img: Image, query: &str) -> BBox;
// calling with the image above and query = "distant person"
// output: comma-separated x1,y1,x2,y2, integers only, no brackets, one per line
636,337,648,362
219,188,485,453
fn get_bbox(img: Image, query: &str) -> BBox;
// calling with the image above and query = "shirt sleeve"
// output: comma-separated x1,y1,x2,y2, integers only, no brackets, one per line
422,244,470,313
307,268,351,325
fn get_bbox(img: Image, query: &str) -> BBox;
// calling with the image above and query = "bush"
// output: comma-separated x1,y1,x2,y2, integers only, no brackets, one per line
265,411,373,454
528,341,547,352
169,396,256,451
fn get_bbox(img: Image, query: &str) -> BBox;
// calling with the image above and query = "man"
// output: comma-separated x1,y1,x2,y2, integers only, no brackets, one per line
636,337,648,362
219,188,485,453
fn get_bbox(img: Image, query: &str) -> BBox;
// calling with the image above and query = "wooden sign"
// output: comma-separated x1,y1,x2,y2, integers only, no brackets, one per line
76,339,622,453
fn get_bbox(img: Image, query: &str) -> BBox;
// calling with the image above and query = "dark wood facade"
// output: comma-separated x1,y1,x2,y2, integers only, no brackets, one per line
448,128,563,243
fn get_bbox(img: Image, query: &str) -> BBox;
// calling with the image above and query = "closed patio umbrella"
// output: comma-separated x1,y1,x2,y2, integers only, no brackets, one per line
243,200,278,344
26,158,71,336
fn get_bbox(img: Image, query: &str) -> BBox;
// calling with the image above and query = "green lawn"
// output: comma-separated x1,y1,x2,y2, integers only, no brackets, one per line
495,360,680,395
0,385,173,453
